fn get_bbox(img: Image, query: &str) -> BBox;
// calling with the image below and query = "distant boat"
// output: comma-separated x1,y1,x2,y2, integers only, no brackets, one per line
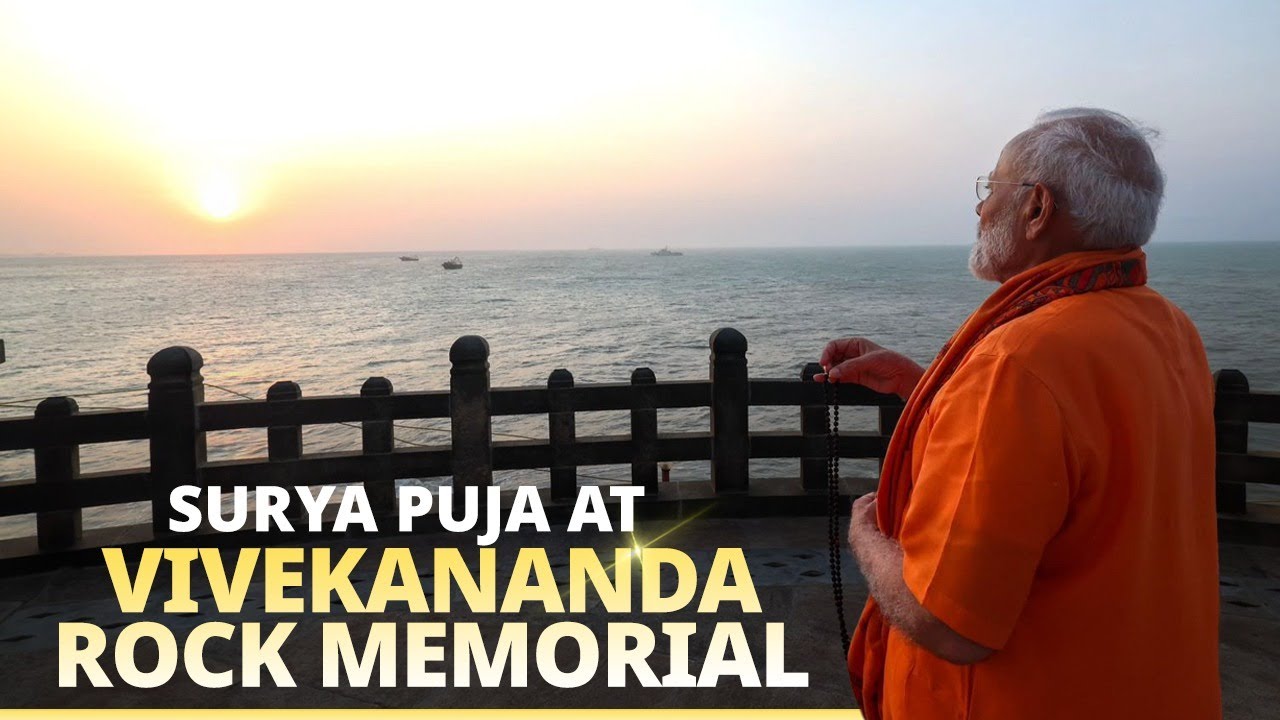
399,255,419,262
442,256,463,270
651,246,683,256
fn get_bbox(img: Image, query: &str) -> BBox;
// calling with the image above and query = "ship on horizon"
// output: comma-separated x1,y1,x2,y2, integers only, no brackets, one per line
651,246,683,257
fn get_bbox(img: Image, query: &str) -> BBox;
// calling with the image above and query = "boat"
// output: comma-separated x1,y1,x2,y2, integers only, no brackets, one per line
399,255,419,262
651,246,683,256
442,256,463,270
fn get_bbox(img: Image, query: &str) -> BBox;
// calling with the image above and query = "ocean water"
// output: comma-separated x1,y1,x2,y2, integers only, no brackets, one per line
2,242,1278,538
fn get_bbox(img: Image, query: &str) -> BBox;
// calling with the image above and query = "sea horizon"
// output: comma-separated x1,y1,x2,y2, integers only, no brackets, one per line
3,237,1277,259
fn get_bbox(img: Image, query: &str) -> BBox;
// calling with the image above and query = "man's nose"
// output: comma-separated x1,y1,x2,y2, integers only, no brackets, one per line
975,200,984,217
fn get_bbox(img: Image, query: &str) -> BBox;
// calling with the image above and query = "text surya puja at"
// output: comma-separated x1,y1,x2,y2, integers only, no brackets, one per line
57,485,807,690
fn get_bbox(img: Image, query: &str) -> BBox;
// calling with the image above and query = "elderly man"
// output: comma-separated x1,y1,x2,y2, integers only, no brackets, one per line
817,108,1220,719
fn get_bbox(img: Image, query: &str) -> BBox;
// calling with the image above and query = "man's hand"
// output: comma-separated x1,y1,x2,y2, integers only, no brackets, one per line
814,337,925,401
847,490,881,565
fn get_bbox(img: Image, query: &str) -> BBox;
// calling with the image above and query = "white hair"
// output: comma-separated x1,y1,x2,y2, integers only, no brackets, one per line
1003,108,1165,249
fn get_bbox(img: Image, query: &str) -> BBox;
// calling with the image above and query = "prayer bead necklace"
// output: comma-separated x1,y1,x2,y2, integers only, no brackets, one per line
826,378,851,652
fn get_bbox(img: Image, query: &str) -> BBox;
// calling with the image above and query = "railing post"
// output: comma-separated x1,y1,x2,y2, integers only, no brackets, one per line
450,335,492,488
35,397,81,550
710,328,749,493
361,377,397,515
267,381,303,522
878,399,904,475
800,362,827,492
548,369,576,501
147,347,206,535
1214,369,1249,514
267,381,302,461
878,404,904,439
631,367,658,493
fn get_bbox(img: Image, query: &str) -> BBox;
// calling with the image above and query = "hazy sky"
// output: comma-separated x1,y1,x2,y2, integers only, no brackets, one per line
1,0,1277,255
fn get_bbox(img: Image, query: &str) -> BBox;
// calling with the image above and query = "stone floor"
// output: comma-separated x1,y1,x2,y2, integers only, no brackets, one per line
0,515,1276,716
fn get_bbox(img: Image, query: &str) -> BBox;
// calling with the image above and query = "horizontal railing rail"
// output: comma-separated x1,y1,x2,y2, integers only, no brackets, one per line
1216,389,1280,424
1,328,1278,564
0,409,149,451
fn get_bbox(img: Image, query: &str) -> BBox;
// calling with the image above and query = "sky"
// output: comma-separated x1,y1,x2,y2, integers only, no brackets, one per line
0,0,1277,255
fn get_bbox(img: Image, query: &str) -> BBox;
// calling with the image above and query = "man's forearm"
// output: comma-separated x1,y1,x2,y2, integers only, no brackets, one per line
851,528,994,665
851,529,923,636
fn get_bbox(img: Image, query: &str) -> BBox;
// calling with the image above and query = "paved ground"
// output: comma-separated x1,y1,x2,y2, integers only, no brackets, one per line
0,515,1276,716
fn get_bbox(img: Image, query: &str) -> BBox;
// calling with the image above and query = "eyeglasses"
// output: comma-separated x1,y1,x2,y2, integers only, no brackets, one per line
976,175,1036,202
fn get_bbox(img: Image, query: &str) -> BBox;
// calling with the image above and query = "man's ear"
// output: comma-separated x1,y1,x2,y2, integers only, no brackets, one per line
1024,183,1055,240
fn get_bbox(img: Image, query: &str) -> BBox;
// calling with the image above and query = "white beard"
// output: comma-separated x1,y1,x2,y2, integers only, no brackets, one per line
970,204,1020,281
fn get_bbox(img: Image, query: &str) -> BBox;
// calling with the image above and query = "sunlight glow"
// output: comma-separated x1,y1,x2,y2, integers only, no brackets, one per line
0,1,752,223
196,171,242,221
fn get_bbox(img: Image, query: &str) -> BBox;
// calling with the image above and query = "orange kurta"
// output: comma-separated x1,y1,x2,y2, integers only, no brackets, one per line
872,272,1221,718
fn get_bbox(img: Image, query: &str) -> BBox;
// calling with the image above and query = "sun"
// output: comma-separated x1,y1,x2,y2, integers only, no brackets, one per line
195,172,242,221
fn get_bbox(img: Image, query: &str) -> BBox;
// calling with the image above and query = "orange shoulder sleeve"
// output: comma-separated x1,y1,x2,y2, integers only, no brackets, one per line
901,351,1072,650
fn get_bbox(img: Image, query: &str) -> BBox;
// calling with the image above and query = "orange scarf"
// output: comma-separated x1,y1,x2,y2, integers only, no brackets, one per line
847,247,1148,718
